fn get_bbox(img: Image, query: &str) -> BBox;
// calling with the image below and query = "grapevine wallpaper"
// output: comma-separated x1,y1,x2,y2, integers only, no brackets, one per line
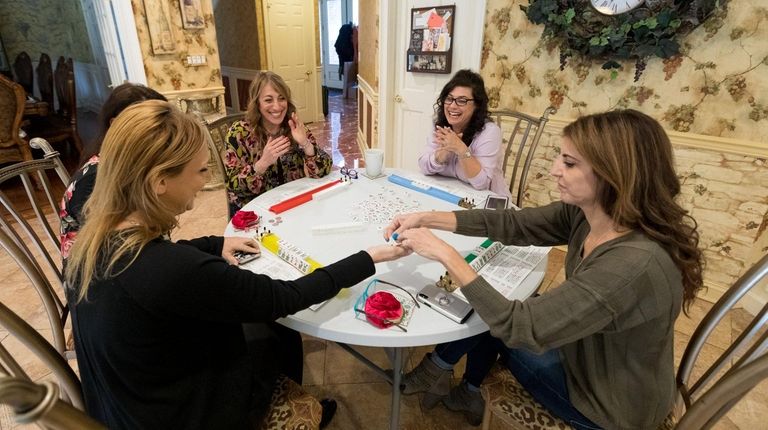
481,0,768,142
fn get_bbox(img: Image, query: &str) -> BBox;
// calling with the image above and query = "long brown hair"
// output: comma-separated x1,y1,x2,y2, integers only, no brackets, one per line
244,71,297,145
64,100,208,302
563,109,704,315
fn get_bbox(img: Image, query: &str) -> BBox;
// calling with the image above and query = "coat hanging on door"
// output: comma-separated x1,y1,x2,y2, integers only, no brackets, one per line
334,23,355,79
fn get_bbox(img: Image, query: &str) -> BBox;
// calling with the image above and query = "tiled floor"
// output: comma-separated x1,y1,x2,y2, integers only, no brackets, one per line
2,91,766,428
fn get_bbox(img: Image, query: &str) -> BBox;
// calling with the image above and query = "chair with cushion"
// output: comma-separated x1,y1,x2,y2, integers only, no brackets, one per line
258,375,322,430
12,52,33,95
489,107,556,208
0,75,34,166
26,57,83,157
202,112,245,190
37,53,54,107
479,253,768,429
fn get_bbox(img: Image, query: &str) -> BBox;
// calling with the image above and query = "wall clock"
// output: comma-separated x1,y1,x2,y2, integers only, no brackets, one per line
590,0,645,16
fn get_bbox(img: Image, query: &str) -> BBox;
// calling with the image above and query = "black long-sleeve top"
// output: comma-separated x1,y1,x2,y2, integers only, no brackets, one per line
68,235,374,430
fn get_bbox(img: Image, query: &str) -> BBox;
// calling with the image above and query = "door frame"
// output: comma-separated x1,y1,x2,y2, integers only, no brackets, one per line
109,0,147,84
319,0,355,89
378,1,485,167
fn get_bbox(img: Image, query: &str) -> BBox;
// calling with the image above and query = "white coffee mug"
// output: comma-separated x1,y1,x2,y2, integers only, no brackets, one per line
365,149,384,177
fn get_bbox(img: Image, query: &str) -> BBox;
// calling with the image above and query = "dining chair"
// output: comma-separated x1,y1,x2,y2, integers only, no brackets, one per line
0,158,73,359
25,57,83,156
37,53,54,107
202,112,245,191
12,51,33,95
479,253,768,429
0,74,34,166
489,107,556,208
0,376,105,430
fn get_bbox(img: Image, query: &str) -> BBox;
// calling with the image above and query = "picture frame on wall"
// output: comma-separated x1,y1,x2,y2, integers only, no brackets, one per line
146,1,177,55
406,5,454,74
180,0,205,29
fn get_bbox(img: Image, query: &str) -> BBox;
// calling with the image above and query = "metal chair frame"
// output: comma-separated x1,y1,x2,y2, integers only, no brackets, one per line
0,158,72,358
0,377,105,429
490,107,556,208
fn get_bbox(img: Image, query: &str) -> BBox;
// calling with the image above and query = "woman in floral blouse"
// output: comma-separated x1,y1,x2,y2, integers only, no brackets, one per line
60,83,167,259
224,71,332,217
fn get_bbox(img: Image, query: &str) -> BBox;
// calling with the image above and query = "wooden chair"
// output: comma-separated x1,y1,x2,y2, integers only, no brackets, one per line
12,52,33,95
0,75,34,166
37,53,54,107
489,107,556,208
479,253,768,429
25,57,83,156
202,112,245,191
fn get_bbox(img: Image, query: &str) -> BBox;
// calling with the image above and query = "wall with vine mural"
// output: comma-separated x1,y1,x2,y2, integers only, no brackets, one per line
482,0,767,140
482,0,767,302
130,0,222,92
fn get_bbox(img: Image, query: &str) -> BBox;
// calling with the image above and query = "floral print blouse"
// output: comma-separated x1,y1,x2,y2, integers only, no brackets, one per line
60,154,100,259
224,120,332,215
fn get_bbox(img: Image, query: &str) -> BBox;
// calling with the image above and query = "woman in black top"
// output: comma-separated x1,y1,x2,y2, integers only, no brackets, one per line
64,100,408,429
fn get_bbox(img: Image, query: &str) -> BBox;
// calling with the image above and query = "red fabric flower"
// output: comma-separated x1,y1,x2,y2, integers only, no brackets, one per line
231,210,260,230
364,291,403,329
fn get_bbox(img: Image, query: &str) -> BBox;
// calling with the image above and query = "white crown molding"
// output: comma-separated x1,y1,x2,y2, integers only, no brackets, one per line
162,86,226,98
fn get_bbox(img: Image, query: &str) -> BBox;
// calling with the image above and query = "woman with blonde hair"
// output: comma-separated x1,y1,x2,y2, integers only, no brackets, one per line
65,100,406,429
387,109,703,429
224,71,332,217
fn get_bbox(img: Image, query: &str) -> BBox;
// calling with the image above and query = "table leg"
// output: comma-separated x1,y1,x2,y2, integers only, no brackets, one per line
390,347,403,430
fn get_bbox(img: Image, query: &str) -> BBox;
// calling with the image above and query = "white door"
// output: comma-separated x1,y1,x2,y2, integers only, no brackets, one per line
263,0,319,121
320,0,357,89
384,0,485,171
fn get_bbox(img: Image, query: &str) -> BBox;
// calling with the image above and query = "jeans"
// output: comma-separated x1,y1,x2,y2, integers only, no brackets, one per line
434,332,601,430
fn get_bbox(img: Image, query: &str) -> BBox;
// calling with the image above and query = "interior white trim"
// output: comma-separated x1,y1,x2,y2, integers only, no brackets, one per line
110,0,146,84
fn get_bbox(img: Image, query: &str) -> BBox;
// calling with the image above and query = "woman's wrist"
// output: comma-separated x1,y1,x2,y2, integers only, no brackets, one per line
253,159,266,175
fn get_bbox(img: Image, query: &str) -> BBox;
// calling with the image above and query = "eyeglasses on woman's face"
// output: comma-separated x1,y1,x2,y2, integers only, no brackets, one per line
443,95,474,107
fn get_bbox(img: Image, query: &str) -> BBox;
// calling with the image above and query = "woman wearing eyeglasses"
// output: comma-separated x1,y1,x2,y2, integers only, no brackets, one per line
417,69,511,197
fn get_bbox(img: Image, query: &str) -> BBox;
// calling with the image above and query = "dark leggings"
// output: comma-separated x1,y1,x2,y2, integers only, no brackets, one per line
434,331,601,430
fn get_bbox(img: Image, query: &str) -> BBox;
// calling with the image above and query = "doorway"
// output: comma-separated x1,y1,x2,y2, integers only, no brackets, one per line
320,0,357,90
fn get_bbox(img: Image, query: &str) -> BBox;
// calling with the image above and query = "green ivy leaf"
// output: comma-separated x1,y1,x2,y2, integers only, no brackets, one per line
657,39,680,58
610,70,619,80
564,8,575,24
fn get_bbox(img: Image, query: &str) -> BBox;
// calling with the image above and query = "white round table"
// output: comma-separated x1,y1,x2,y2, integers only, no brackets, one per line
225,168,548,429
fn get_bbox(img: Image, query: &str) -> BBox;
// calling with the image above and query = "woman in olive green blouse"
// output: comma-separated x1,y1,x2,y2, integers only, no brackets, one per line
224,71,332,217
386,109,704,430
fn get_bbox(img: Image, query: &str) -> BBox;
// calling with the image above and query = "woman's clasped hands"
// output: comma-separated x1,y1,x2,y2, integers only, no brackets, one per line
433,125,464,162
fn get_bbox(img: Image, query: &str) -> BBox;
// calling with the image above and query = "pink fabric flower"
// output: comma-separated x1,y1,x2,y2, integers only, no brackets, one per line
364,291,404,329
231,210,260,230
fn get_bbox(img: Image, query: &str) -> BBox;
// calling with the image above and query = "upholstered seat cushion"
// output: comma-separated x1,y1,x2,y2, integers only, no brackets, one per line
480,364,677,430
481,363,571,430
259,375,322,430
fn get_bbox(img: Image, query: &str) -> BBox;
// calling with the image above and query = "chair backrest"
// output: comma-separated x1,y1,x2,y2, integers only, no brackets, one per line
489,107,556,208
0,75,34,165
12,52,33,95
53,57,77,124
203,112,245,190
0,159,71,358
676,253,768,412
37,53,54,107
0,377,105,429
675,352,768,429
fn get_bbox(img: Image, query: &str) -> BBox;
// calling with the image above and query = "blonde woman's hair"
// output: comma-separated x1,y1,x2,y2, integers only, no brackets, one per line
64,100,208,302
244,71,297,144
563,109,704,315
